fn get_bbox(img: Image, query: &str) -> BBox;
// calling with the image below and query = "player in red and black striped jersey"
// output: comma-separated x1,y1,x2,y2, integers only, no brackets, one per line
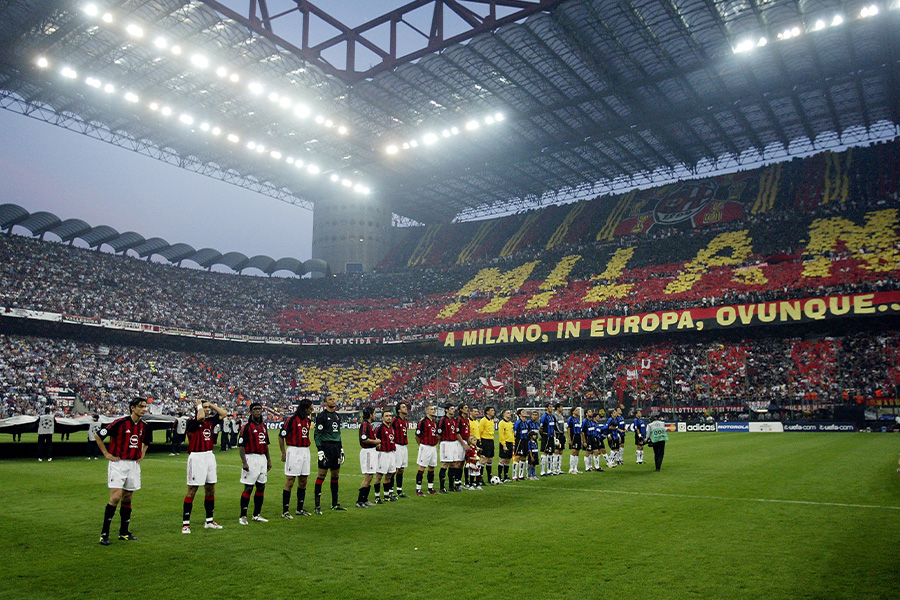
391,402,410,498
356,407,381,508
279,399,313,518
436,404,458,493
182,398,228,533
95,397,151,545
454,403,472,491
238,403,271,524
414,404,439,496
373,410,397,503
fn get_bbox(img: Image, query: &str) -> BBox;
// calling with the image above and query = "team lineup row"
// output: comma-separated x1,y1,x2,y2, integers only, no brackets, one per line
92,397,670,545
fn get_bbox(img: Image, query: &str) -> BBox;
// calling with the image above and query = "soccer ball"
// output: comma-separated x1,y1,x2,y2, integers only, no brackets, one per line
490,476,501,485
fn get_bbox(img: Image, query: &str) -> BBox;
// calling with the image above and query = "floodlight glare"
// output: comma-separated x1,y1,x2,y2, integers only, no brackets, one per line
757,37,767,47
84,4,99,17
338,125,348,135
211,127,221,136
484,116,495,125
314,115,325,124
125,24,143,38
341,179,352,187
61,67,77,79
215,66,227,77
85,76,100,87
324,119,334,128
124,92,139,103
160,106,172,116
294,104,310,118
330,174,340,182
465,120,479,130
423,133,438,145
36,56,49,68
190,54,209,68
199,122,210,131
295,159,304,167
179,114,193,125
354,184,365,193
255,145,265,153
270,151,282,159
832,15,844,26
267,91,279,102
149,102,159,110
386,144,399,154
103,83,115,93
227,133,239,143
442,129,451,138
791,26,801,36
153,37,167,49
409,140,418,148
813,19,826,31
229,73,239,83
279,97,291,109
451,127,459,135
307,165,320,174
286,157,294,164
101,12,113,23
494,112,505,121
401,143,410,150
247,141,257,150
170,45,182,55
248,82,264,95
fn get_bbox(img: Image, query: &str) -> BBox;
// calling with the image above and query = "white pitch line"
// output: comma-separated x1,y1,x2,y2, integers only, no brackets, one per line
552,486,900,511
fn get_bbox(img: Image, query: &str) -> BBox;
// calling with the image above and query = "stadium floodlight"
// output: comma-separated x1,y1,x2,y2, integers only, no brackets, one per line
125,24,143,38
295,159,304,167
255,145,265,153
314,115,325,124
101,12,113,23
124,92,139,103
211,126,221,136
229,73,239,83
442,129,451,138
215,66,227,77
401,143,410,150
85,76,101,87
61,66,77,79
179,114,193,125
324,119,334,128
307,164,320,175
286,156,294,164
36,56,49,68
832,15,844,26
270,150,282,159
199,122,209,131
83,4,99,17
149,102,159,110
484,115,495,125
813,19,826,31
409,139,418,148
160,106,172,116
791,26,801,36
153,36,167,49
103,83,115,93
354,184,365,193
278,97,291,109
465,120,479,131
268,91,279,102
248,82,264,95
294,104,310,118
227,133,239,143
494,112,505,121
247,141,257,150
190,54,208,68
338,125,348,135
170,45,182,55
733,38,755,53
423,133,438,145
341,179,352,187
451,127,460,135
330,174,340,182
385,144,399,155
757,37,767,47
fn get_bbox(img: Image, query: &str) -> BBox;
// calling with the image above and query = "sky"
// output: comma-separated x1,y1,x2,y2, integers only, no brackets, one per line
0,1,423,262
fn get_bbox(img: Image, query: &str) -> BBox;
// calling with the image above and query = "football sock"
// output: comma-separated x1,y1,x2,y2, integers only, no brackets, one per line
569,455,577,471
119,503,132,535
486,465,492,480
584,454,592,470
395,473,403,494
385,481,393,495
330,478,339,506
540,455,547,475
357,486,367,503
283,490,291,513
314,477,324,508
102,503,116,536
297,486,306,512
374,483,381,499
427,470,434,489
204,495,214,520
240,491,251,517
253,490,264,517
439,467,447,490
416,471,424,491
183,497,193,525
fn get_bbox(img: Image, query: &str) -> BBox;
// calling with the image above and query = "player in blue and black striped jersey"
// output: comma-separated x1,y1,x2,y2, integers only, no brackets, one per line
633,410,647,464
538,404,556,476
566,407,583,474
614,408,627,465
580,409,595,471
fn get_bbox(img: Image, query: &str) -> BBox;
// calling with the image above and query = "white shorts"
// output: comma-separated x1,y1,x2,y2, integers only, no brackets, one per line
360,448,377,475
186,451,217,486
376,450,397,474
439,441,458,463
108,459,141,491
416,444,437,468
284,446,311,477
394,445,409,469
240,453,268,485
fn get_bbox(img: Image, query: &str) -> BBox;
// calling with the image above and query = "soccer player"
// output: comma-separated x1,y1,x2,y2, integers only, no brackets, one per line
313,395,347,513
95,397,151,546
497,409,514,482
436,403,458,493
538,404,555,476
479,406,496,483
182,398,227,533
455,403,471,490
566,407,582,474
357,406,380,508
581,409,594,472
552,402,566,475
512,409,530,481
238,402,271,524
279,399,314,519
414,404,439,496
633,410,647,464
373,410,397,503
614,407,627,465
391,402,410,498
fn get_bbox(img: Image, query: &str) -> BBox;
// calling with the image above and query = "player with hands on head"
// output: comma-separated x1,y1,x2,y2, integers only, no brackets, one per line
182,397,227,533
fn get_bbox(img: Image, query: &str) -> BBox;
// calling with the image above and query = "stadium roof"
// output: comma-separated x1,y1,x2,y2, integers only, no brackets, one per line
0,0,898,225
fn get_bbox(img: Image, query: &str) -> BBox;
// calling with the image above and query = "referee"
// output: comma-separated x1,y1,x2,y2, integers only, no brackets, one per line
479,406,496,483
313,395,347,513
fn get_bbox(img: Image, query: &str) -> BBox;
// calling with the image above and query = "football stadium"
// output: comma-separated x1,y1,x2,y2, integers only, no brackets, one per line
1,0,899,598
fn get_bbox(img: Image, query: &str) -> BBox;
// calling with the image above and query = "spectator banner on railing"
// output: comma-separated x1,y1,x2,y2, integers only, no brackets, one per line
653,405,746,415
782,422,856,432
439,292,900,348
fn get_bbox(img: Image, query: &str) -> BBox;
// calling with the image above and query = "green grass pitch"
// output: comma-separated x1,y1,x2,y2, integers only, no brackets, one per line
1,431,898,599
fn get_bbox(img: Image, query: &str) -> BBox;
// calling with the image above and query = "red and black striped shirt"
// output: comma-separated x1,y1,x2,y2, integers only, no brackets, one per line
239,422,269,455
98,416,151,461
279,415,312,447
392,417,409,446
415,417,438,446
437,416,458,443
375,423,396,453
457,416,470,441
186,414,219,453
359,421,377,448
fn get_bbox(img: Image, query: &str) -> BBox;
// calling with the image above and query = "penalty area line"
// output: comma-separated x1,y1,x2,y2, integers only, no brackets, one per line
552,487,900,511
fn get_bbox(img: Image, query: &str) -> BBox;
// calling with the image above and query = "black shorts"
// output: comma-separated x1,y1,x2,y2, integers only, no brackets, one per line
594,436,605,450
498,442,513,460
480,439,495,458
514,439,528,456
634,434,645,446
540,433,555,453
555,432,565,451
317,441,342,470
607,435,620,450
569,436,582,451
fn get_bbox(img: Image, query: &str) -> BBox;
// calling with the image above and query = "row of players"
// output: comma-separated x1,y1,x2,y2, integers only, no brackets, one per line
91,397,669,545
